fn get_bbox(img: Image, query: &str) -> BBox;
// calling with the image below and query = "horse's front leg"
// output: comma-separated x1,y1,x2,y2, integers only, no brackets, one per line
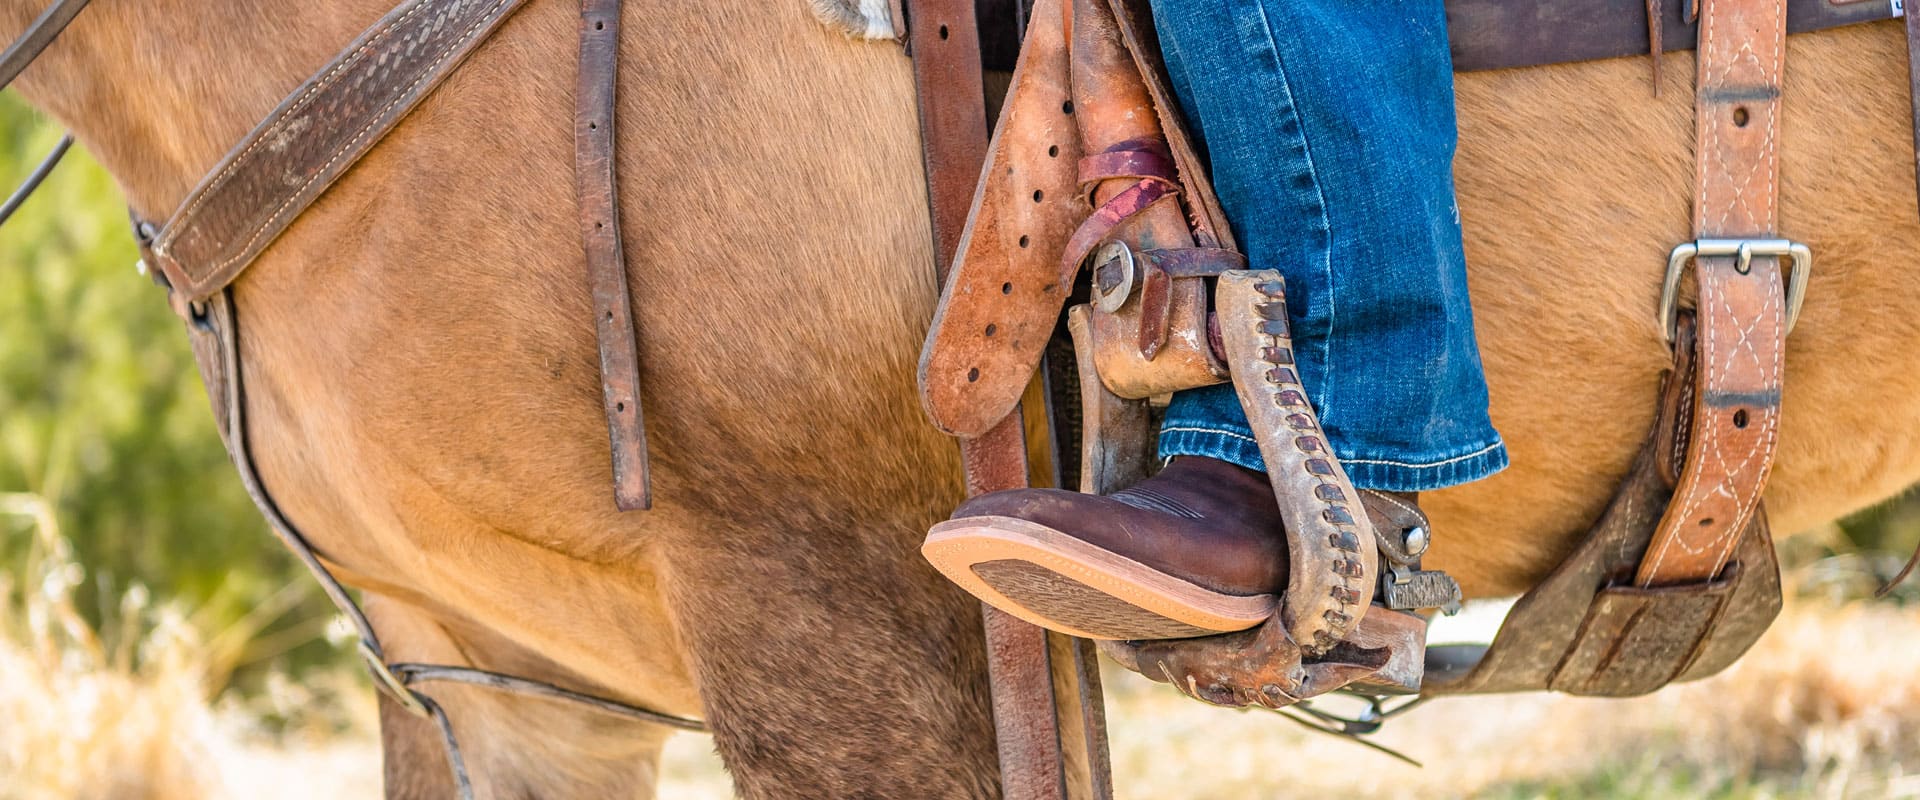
658,518,1001,799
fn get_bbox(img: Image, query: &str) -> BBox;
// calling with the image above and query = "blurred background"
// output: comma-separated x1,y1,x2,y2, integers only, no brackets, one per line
4,98,1919,799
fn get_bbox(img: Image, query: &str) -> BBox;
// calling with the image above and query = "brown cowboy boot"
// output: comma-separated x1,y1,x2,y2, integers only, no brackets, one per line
924,456,1283,640
924,456,1426,641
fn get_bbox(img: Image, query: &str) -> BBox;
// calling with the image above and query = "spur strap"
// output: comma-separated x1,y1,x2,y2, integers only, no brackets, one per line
1638,0,1790,587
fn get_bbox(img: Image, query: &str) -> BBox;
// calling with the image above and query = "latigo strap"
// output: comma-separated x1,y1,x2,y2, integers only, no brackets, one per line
1428,0,1795,698
904,0,1111,797
1639,0,1789,588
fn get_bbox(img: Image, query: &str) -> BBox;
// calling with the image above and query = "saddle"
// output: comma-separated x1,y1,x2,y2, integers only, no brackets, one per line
909,0,1918,786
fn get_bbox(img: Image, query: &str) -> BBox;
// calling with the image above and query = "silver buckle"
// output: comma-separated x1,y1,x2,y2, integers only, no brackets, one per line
1660,238,1811,345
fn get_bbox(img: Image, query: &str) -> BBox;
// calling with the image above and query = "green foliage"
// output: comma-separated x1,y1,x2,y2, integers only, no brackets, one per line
0,97,333,678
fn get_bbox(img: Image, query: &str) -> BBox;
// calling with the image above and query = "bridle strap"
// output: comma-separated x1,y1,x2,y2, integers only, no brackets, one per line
0,0,91,91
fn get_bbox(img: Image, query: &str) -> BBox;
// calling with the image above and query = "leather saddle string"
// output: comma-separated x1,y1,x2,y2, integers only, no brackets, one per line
580,0,651,511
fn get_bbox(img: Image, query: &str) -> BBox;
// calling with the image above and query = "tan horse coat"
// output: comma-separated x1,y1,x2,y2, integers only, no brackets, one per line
5,0,1919,795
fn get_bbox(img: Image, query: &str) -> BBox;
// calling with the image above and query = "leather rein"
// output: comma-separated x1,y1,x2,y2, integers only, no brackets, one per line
0,0,83,225
1,1,702,797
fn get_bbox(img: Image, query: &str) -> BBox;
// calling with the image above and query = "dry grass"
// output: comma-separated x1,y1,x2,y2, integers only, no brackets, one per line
0,493,377,800
1095,599,1920,799
4,493,1916,799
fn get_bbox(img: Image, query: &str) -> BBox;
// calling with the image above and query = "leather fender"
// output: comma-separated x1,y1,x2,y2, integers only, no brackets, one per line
917,0,1085,438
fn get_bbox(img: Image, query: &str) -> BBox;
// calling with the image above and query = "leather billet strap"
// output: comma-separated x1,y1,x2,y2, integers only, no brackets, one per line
1637,0,1789,588
148,0,532,300
904,0,1089,798
577,0,651,510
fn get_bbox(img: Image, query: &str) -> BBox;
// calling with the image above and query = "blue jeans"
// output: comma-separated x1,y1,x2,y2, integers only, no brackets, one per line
1149,0,1507,492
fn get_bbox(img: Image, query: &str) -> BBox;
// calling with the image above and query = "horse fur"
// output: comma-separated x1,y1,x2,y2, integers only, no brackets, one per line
6,0,1920,797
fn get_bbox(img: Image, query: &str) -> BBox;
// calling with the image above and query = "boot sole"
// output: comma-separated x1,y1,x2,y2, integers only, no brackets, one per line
923,515,1276,640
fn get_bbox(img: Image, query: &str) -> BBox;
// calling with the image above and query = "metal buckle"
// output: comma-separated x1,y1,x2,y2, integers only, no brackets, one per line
358,639,430,718
1090,240,1136,313
1660,238,1811,345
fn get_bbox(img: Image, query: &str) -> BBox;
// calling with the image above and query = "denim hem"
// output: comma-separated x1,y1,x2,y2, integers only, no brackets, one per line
1157,426,1508,493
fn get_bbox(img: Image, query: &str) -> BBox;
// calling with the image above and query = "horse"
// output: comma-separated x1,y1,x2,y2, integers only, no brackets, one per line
5,0,1919,796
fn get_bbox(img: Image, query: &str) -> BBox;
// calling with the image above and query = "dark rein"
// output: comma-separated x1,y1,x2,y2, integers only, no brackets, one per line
0,0,85,224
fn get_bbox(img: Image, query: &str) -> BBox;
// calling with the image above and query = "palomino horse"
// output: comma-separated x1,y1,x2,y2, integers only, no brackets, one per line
5,0,1920,795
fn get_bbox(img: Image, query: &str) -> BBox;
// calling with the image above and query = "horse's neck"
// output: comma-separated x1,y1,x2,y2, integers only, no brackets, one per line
4,0,394,218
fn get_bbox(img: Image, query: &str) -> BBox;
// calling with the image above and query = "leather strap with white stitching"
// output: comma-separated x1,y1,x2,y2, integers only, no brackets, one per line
1636,0,1789,587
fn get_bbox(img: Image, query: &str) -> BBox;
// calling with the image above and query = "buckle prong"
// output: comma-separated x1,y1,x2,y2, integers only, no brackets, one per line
1660,238,1811,345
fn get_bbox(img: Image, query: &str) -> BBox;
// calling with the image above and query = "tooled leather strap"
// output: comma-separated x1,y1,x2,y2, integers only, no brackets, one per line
1636,0,1788,587
148,0,532,299
578,0,650,510
1215,271,1378,654
142,0,654,511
